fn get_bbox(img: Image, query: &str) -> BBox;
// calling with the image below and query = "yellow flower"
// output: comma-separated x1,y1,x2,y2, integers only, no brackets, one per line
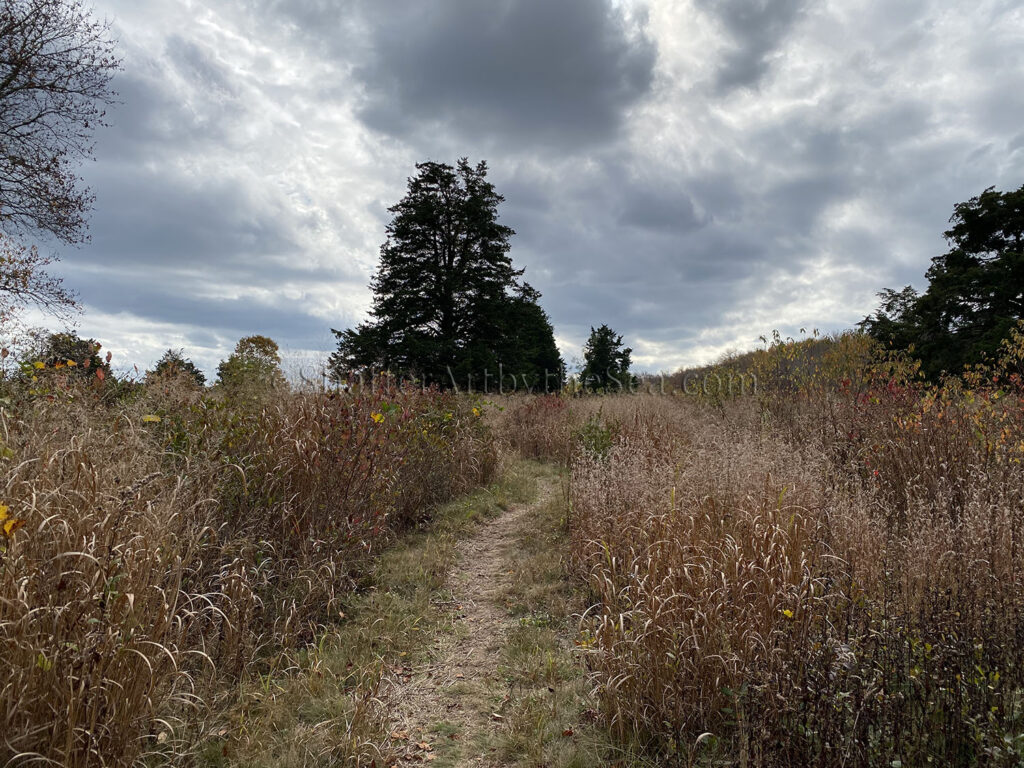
472,407,481,417
782,609,794,619
371,412,384,424
66,359,77,367
33,361,44,369
0,503,25,538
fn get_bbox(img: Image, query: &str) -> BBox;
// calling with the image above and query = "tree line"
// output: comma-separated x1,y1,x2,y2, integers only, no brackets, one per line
329,158,632,393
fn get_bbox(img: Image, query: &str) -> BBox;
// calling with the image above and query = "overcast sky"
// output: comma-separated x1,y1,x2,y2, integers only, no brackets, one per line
44,0,1024,376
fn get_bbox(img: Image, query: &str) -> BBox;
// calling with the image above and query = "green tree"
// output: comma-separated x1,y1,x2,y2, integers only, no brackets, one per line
581,324,632,392
150,348,206,387
330,159,562,389
216,335,285,391
862,184,1024,378
501,285,564,391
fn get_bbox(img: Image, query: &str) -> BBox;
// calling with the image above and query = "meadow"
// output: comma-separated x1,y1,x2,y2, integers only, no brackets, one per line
504,328,1024,766
3,327,1024,766
0,367,494,765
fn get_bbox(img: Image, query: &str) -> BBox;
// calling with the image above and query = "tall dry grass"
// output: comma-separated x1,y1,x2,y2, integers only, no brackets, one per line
516,329,1024,766
0,371,495,766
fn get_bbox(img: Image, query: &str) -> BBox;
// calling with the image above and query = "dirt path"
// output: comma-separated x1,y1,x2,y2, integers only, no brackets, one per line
388,476,558,766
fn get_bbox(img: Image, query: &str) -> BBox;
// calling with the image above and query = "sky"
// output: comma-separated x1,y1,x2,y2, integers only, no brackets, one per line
38,0,1024,376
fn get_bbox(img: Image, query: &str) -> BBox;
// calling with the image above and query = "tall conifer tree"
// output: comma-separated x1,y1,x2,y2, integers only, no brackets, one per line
331,159,561,389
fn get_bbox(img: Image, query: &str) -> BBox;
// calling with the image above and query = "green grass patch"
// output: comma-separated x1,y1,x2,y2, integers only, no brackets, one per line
490,471,657,768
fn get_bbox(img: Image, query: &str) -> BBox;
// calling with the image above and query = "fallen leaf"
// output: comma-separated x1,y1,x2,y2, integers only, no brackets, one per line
562,728,575,737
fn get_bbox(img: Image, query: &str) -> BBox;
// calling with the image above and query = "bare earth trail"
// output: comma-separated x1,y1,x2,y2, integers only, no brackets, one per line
388,475,559,767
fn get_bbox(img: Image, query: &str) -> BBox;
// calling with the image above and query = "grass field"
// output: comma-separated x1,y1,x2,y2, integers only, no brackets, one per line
3,328,1024,766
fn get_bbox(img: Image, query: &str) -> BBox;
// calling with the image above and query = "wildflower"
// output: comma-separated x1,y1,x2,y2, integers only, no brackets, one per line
33,361,44,369
782,608,794,619
0,503,25,537
472,406,481,417
66,359,77,367
371,412,385,424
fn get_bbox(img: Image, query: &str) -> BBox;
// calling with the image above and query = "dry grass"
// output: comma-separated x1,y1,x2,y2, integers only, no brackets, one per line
498,330,1024,766
218,461,534,768
493,476,656,768
0,372,496,766
8,324,1024,767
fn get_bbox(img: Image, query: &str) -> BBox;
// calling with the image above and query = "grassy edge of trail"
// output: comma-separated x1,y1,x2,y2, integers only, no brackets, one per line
482,466,657,768
199,460,539,767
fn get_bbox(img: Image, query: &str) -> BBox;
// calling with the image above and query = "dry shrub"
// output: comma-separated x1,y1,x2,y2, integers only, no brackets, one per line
0,375,494,767
570,405,825,762
499,394,578,463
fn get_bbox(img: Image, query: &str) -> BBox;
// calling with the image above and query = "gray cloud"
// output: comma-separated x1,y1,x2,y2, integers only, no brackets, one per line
21,0,1024,376
696,0,807,92
352,0,656,150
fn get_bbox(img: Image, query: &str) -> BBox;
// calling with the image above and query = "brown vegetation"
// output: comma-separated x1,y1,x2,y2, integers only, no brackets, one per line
504,328,1024,766
0,370,494,765
6,324,1024,766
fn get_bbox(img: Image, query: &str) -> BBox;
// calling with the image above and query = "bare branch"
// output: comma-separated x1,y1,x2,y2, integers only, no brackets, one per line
0,0,120,244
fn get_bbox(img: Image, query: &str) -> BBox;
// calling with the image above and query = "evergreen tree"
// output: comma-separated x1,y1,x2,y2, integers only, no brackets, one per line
150,348,206,387
862,184,1024,378
496,284,565,391
581,324,632,392
331,159,562,389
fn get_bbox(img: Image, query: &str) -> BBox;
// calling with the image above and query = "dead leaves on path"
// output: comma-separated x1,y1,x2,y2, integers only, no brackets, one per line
388,729,444,762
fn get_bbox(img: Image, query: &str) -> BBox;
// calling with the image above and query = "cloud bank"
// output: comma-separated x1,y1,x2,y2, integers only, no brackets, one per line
42,0,1024,375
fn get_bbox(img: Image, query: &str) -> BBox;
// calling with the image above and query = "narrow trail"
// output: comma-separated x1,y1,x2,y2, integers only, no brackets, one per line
388,475,558,766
